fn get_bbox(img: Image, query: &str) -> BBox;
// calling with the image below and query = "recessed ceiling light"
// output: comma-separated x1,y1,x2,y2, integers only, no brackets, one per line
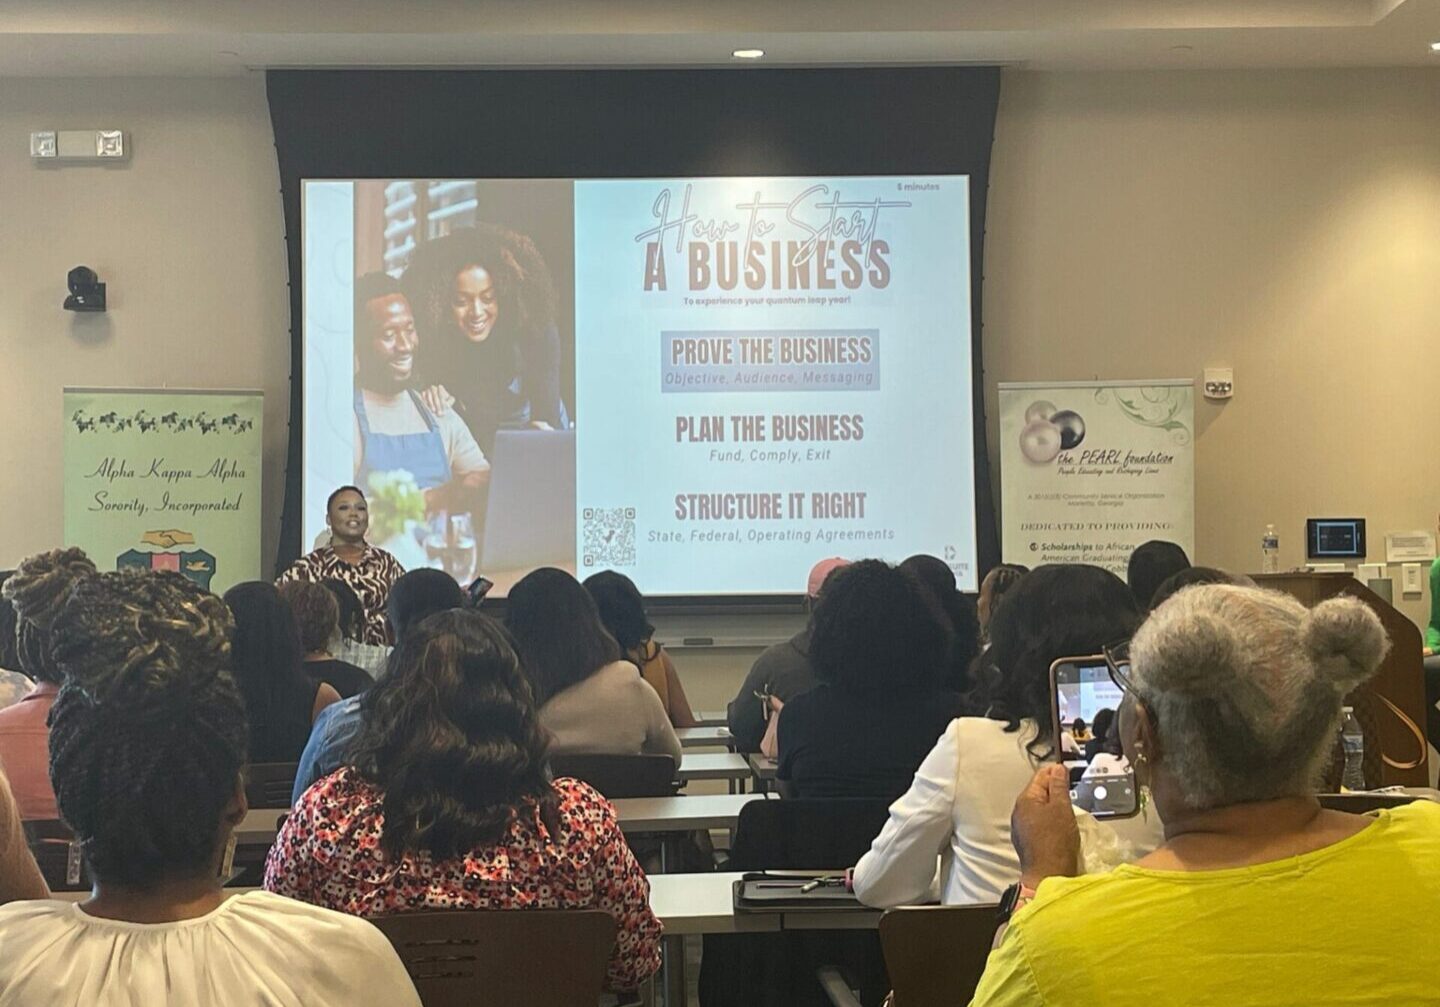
1431,41,1440,52
732,48,765,60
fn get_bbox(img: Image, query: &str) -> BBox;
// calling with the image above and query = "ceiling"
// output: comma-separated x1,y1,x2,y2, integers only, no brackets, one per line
1,0,1438,75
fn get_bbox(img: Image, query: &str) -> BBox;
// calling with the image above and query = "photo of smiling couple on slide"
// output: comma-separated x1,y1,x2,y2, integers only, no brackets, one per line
349,180,577,587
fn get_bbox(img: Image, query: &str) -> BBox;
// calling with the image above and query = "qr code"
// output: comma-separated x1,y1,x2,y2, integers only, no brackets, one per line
583,507,637,568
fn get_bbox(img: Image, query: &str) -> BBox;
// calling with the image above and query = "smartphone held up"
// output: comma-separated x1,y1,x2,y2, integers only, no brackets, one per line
1049,654,1139,819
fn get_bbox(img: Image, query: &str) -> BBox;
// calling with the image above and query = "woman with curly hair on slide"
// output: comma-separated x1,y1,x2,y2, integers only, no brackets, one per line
406,223,571,453
0,570,419,1006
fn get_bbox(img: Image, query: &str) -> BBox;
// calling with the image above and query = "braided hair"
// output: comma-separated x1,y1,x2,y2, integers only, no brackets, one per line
2,547,97,683
0,572,21,673
48,570,247,887
350,609,556,861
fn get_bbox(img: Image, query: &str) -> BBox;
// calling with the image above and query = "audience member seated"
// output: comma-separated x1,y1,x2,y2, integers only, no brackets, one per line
265,610,662,992
584,570,698,729
508,568,681,764
322,577,392,678
727,557,849,753
291,569,464,803
1082,707,1117,762
1126,539,1191,611
0,548,96,819
976,563,1027,645
0,570,419,1006
970,585,1440,1006
224,582,341,763
0,769,46,904
1149,565,1250,611
279,580,373,699
852,564,1148,907
0,576,35,711
900,554,982,693
776,560,963,801
1081,713,1129,781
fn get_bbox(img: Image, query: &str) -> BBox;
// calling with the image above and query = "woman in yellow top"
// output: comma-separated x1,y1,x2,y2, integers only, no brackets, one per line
971,583,1440,1007
583,571,697,729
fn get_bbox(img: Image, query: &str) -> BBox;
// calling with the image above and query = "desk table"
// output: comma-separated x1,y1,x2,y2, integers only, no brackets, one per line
676,726,733,749
678,753,753,793
612,793,767,835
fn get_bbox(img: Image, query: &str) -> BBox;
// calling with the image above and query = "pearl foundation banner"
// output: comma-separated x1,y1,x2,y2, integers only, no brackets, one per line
998,380,1194,575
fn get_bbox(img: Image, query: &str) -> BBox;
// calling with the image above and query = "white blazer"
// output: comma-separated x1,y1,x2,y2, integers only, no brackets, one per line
852,717,1164,907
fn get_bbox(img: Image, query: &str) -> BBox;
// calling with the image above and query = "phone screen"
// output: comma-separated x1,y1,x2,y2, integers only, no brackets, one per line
1050,657,1138,819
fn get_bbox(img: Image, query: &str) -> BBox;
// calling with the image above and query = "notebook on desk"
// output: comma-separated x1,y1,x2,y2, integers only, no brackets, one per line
733,873,865,912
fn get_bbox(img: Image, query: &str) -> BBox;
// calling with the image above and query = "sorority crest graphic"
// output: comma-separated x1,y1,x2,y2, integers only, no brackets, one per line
117,529,217,590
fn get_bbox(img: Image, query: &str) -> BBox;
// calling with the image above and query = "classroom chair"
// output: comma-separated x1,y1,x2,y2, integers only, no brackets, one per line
699,798,892,1007
243,762,301,809
549,753,680,799
819,903,999,1007
373,909,617,1007
1318,791,1424,814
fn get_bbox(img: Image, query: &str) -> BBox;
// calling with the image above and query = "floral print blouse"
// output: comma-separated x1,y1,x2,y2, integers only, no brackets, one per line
263,768,662,990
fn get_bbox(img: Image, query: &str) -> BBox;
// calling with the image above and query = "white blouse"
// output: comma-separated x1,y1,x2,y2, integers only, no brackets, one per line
852,717,1164,907
0,891,420,1007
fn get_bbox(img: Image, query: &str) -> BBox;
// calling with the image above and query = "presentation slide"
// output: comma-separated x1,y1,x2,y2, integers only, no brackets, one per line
302,176,976,595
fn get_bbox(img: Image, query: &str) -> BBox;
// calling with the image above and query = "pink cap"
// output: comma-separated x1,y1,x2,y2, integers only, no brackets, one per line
807,557,851,599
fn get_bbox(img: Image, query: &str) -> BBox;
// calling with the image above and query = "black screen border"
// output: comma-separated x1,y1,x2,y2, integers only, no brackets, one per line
268,67,1002,610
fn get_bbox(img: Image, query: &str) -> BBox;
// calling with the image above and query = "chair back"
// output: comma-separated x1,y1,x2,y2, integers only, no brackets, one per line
729,798,891,870
373,909,617,1007
23,819,89,892
879,904,998,1006
549,753,679,799
1318,792,1423,814
244,762,300,809
701,799,894,1007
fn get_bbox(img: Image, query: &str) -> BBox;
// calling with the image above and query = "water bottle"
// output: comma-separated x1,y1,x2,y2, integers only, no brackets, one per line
1340,707,1365,791
1261,524,1280,574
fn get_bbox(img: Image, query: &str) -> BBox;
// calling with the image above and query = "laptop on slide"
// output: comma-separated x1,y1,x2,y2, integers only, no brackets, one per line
480,429,576,572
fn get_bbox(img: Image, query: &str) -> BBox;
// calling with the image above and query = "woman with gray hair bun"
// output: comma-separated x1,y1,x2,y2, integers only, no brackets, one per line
970,585,1440,1007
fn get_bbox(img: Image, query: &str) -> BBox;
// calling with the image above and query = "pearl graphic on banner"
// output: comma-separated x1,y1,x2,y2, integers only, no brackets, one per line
1019,400,1086,463
1023,400,1057,426
1020,418,1062,463
1051,409,1086,450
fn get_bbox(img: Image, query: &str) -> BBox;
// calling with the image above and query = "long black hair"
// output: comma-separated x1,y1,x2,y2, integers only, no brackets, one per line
964,564,1142,759
582,570,655,652
349,609,555,860
809,560,953,696
222,581,314,758
49,571,247,887
900,555,981,692
506,567,621,706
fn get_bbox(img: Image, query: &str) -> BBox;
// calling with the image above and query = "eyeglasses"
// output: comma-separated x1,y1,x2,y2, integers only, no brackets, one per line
1103,638,1136,695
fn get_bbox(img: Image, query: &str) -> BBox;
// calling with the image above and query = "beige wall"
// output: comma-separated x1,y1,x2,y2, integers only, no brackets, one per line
985,68,1440,630
0,75,289,574
0,66,1435,681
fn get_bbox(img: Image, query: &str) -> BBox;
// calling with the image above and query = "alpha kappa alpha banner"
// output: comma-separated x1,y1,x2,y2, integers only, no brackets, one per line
998,380,1194,576
63,388,263,594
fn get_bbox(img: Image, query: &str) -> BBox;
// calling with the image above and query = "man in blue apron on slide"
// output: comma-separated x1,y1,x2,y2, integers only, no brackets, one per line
351,272,490,516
